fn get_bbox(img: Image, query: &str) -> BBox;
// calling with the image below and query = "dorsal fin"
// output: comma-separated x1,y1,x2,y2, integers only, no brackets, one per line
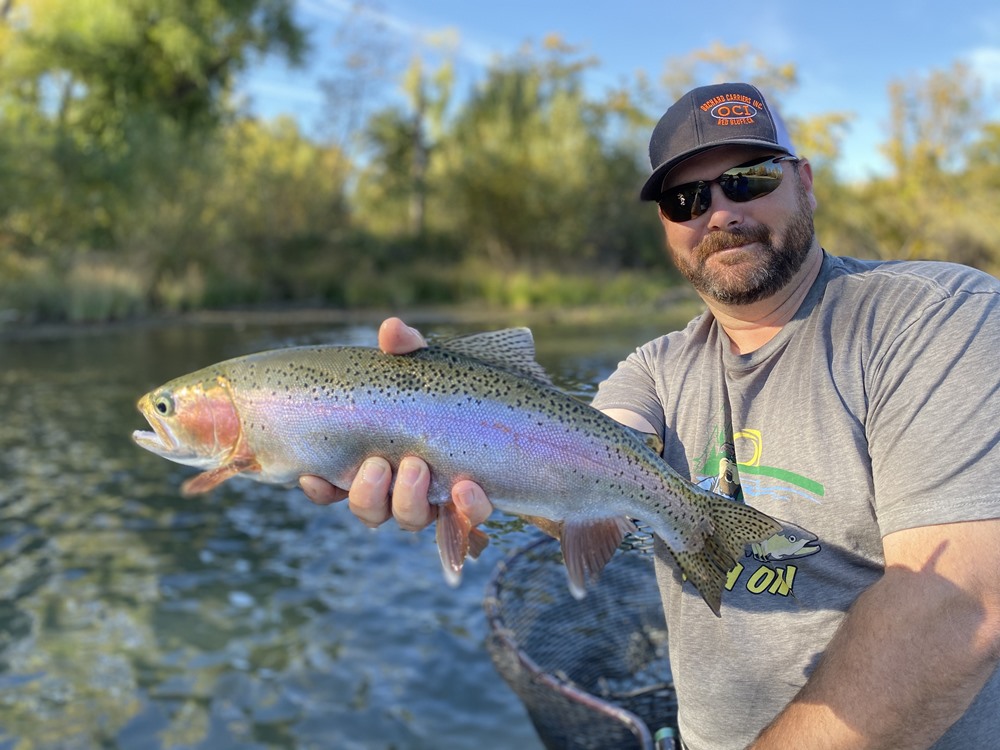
433,328,553,385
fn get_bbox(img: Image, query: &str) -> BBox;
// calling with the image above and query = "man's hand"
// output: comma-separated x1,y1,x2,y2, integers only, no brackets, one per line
298,317,492,532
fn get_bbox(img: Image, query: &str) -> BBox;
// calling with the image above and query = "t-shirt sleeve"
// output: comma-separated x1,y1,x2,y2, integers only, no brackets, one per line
590,340,667,438
867,290,1000,536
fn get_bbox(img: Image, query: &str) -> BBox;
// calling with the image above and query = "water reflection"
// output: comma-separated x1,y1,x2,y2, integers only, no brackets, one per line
0,313,683,748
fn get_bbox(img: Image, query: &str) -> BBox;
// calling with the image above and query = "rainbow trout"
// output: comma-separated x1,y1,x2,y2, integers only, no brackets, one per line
132,328,781,615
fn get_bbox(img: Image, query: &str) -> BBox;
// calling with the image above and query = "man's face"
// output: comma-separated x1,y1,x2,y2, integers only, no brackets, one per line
657,146,818,306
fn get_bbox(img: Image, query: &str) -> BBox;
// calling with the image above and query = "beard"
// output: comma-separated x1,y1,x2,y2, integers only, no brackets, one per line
666,182,816,306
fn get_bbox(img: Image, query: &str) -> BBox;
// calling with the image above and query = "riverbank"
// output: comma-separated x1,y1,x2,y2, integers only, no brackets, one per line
0,290,703,342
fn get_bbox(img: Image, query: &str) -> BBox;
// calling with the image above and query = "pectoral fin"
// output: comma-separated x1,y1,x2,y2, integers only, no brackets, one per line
560,517,637,599
180,457,261,496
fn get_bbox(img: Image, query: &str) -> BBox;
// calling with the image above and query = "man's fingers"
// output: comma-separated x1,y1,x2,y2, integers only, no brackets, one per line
299,475,348,505
348,457,394,527
305,456,438,533
392,457,437,531
378,317,426,354
453,480,493,526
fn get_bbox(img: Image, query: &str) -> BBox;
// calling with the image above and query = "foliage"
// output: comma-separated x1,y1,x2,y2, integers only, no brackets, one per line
815,65,1000,271
0,8,998,323
421,37,661,269
2,0,305,130
657,41,799,102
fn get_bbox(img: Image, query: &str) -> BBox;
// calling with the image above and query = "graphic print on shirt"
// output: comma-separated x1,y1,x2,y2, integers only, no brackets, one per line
694,425,823,599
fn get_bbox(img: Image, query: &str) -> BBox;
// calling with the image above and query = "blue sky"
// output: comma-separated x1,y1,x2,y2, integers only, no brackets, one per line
241,0,1000,182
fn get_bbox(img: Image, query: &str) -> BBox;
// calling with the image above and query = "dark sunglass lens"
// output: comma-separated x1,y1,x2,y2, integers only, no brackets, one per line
719,159,785,203
691,183,712,219
659,182,706,222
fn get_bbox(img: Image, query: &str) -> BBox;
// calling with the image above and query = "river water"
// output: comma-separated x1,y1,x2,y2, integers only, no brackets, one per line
0,309,693,749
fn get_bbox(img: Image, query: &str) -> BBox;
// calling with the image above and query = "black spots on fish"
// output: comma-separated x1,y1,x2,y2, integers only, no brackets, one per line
239,361,257,386
366,361,426,397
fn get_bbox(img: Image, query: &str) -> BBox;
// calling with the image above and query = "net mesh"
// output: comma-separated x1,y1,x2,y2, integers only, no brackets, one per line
484,534,678,750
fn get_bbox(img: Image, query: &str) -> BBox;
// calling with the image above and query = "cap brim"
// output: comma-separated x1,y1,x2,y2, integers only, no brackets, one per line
639,140,795,201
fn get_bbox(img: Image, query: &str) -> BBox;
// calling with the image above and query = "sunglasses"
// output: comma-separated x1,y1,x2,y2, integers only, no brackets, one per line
657,155,799,223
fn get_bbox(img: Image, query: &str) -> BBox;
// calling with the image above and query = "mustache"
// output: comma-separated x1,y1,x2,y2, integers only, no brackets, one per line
697,225,771,258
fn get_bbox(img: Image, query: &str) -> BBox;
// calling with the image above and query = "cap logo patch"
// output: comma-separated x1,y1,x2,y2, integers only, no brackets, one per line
701,94,764,126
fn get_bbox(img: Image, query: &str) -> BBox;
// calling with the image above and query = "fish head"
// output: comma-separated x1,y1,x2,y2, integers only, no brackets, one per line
133,374,241,471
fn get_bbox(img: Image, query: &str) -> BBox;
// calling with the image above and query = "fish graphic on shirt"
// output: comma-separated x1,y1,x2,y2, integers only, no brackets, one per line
749,523,821,562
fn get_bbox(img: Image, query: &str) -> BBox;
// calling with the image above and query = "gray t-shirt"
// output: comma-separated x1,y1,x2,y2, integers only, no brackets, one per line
592,252,1000,749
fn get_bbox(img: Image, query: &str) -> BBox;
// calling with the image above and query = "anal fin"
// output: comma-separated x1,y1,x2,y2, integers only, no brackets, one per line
560,517,637,600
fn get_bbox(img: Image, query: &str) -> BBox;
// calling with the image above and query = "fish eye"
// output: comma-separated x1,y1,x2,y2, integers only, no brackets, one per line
153,394,175,416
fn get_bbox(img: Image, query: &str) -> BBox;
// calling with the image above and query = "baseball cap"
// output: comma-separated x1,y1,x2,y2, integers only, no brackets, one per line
639,82,796,201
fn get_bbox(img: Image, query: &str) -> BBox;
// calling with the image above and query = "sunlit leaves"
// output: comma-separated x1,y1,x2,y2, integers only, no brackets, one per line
1,7,999,322
882,63,981,179
3,0,304,131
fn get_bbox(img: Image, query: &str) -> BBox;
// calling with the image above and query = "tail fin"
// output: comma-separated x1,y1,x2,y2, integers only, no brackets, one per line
672,494,782,617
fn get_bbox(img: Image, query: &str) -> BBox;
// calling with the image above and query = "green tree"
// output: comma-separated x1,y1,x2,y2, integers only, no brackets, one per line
861,64,990,265
207,116,350,301
352,55,454,240
2,0,305,131
881,62,980,179
0,0,306,247
0,0,308,318
433,36,656,267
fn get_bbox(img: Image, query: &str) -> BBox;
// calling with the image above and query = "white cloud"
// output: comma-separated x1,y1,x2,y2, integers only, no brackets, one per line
966,46,1000,91
243,79,325,105
298,0,497,68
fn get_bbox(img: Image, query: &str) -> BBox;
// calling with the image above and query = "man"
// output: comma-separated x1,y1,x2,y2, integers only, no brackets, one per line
301,82,1000,748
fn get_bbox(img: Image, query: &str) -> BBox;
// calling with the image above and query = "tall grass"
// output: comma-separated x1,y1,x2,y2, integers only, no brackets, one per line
0,251,684,325
0,255,149,323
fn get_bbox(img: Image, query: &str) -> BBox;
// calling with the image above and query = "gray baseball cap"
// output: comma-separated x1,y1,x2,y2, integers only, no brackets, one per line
640,82,796,201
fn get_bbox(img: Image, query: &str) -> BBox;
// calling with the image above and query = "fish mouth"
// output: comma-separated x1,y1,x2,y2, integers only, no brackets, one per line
132,421,187,460
132,422,224,471
132,426,173,454
132,420,207,466
132,395,187,459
